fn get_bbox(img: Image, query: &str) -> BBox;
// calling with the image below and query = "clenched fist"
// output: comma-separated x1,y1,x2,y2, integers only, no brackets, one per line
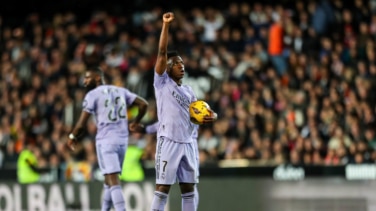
163,12,174,23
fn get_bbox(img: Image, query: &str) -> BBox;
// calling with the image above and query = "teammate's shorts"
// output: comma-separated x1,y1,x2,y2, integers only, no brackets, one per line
96,143,126,175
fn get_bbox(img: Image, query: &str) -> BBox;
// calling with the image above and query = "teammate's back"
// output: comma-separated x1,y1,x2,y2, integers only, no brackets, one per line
84,84,138,143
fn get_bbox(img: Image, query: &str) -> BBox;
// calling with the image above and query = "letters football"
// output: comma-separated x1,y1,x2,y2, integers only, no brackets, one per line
189,100,211,125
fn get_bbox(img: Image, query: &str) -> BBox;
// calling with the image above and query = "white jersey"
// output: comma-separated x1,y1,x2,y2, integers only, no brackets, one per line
153,71,197,143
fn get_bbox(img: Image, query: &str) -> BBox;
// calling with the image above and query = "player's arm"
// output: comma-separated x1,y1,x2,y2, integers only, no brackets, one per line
155,12,175,75
128,96,148,132
131,96,148,123
130,121,159,134
67,111,91,151
145,121,158,134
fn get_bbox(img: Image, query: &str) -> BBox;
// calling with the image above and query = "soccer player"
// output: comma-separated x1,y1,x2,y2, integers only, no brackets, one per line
140,122,200,210
151,12,217,211
67,67,148,211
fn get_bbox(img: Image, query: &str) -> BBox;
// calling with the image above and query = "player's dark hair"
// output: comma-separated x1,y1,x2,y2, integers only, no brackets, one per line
167,51,179,59
87,66,106,84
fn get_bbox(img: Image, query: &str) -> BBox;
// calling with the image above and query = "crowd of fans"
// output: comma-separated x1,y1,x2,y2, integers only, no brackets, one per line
1,0,376,179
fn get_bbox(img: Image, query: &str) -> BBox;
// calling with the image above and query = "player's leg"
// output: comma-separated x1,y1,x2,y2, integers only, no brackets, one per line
178,142,199,211
194,184,199,210
97,143,127,211
106,173,125,211
102,176,112,211
97,144,114,211
179,183,195,211
151,184,170,211
151,137,181,211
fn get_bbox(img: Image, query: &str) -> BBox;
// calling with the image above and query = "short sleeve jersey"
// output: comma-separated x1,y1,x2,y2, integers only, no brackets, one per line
83,85,137,144
154,71,196,143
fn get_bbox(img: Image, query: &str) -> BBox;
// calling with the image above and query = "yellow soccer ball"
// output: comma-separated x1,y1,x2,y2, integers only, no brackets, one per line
189,100,211,125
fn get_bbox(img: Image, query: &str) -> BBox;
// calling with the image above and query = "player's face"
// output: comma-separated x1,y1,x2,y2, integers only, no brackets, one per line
83,71,98,90
168,56,185,80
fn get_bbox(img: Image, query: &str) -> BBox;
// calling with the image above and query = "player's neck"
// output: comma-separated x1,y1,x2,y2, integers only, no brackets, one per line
175,79,182,86
168,73,182,86
171,77,183,86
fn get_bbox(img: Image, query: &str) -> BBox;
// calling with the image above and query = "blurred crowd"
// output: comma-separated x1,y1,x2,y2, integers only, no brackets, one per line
1,0,376,178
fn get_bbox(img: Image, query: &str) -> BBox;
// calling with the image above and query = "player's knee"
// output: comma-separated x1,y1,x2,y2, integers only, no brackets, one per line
105,173,121,186
179,183,194,193
156,184,171,193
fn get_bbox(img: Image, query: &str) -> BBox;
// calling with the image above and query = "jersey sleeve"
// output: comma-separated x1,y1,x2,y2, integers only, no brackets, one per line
83,92,95,114
124,88,138,106
146,121,159,134
153,70,168,89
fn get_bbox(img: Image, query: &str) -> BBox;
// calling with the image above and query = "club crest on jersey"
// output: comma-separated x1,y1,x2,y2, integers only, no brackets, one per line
172,91,190,108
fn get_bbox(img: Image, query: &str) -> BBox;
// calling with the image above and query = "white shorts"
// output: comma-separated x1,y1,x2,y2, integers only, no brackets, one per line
193,139,200,177
155,137,198,185
96,143,126,175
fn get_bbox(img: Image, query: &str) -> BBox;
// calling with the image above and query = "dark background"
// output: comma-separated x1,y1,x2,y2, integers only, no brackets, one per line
0,0,299,27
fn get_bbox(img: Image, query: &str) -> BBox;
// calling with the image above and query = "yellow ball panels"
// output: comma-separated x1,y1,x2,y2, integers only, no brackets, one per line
189,100,211,125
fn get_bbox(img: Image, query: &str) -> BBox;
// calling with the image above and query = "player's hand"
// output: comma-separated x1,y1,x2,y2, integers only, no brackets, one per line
129,122,145,133
67,139,77,151
203,109,218,123
163,12,174,23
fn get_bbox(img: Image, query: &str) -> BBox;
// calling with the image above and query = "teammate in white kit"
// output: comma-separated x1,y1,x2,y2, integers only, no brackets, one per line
67,67,148,211
150,12,217,211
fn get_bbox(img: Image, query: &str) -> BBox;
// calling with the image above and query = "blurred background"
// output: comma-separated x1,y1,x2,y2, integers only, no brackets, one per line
1,0,376,210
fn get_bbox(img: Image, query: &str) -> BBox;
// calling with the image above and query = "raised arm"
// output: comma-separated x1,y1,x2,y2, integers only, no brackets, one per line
155,12,175,75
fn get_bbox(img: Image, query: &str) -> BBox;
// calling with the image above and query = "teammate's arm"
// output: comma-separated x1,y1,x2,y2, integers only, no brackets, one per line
67,111,91,151
128,96,148,132
131,96,148,123
155,12,175,75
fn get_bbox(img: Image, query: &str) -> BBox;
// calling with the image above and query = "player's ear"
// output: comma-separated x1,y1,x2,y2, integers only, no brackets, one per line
166,65,172,75
166,59,172,73
94,75,100,84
